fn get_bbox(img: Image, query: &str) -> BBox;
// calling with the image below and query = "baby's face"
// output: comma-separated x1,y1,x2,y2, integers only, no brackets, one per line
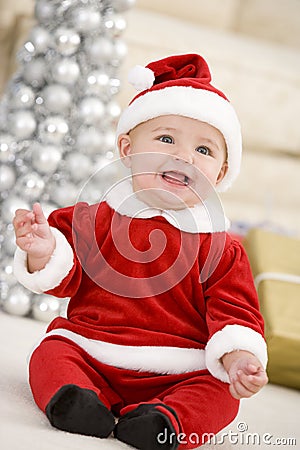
118,115,228,210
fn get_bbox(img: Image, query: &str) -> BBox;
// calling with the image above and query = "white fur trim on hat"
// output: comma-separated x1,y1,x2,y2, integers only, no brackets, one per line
128,65,155,92
116,86,242,192
13,227,74,294
205,324,268,383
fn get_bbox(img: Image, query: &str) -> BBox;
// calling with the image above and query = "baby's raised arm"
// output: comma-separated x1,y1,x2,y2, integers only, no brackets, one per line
13,203,56,273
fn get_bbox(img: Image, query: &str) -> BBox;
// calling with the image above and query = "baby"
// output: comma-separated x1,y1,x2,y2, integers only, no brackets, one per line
13,54,268,450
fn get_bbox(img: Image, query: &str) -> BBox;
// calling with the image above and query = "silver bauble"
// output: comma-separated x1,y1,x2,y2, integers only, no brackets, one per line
16,172,45,200
76,127,104,154
106,101,121,121
0,134,16,163
93,155,118,182
78,97,105,125
72,7,102,33
11,84,35,109
86,71,110,95
38,116,69,144
65,152,92,181
9,110,37,139
103,130,117,152
31,143,62,174
41,202,57,219
35,0,56,24
3,285,31,316
28,26,52,54
1,196,30,223
0,165,16,192
112,39,128,61
51,58,80,86
41,84,72,113
86,37,114,64
23,58,47,88
54,27,81,56
32,294,61,322
111,0,136,12
104,13,127,37
50,181,79,206
1,226,17,256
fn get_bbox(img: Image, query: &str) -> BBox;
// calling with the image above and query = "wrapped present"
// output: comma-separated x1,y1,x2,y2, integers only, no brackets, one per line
243,228,300,390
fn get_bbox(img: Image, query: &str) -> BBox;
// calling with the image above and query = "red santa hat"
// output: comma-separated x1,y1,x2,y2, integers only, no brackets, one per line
116,53,242,192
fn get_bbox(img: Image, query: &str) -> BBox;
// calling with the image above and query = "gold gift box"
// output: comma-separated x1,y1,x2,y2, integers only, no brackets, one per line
243,228,300,390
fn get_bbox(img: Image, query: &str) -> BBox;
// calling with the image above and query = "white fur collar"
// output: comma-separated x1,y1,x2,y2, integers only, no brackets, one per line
104,177,230,233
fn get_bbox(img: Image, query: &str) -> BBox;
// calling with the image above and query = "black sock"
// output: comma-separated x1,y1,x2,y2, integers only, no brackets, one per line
114,403,179,450
45,384,115,438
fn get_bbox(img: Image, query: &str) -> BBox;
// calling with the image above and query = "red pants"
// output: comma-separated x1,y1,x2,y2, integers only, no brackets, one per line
29,336,239,449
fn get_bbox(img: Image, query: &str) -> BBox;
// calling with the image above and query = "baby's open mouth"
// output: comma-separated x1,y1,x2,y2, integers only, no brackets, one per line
161,171,190,186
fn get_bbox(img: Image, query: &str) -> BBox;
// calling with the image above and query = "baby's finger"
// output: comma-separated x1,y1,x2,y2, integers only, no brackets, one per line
236,370,262,392
33,203,48,224
13,210,34,228
15,221,34,238
230,378,254,399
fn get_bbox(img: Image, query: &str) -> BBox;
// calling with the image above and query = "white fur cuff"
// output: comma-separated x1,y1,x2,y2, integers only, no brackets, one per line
205,324,268,383
13,227,74,294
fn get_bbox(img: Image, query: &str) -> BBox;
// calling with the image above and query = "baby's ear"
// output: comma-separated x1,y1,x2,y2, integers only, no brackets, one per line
118,134,132,167
216,161,228,185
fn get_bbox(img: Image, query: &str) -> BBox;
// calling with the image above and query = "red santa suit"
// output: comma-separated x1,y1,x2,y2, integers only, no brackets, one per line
14,179,267,449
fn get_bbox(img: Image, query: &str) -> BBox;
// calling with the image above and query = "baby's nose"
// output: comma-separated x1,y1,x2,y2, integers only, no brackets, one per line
173,149,194,165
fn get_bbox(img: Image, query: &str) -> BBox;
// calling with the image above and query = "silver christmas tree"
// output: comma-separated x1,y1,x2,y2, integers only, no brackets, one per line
0,0,135,321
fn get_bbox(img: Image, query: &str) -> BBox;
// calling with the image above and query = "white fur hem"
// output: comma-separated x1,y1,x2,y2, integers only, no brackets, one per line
30,328,207,375
13,227,74,294
205,324,268,383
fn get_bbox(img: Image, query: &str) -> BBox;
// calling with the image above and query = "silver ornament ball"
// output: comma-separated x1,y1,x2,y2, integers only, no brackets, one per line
51,58,80,86
23,58,47,88
3,285,32,317
38,116,69,144
76,127,104,155
78,97,105,125
0,134,16,163
104,13,127,37
16,172,45,200
0,165,16,192
54,27,81,56
31,143,62,174
86,37,114,64
1,225,17,256
65,152,93,181
35,0,56,24
32,294,61,322
86,71,110,95
111,0,136,12
50,181,79,207
10,84,35,109
72,7,102,33
1,196,30,223
41,84,72,113
9,110,37,140
28,26,52,54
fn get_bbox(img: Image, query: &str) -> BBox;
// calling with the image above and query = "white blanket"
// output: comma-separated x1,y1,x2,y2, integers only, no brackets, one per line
0,311,299,450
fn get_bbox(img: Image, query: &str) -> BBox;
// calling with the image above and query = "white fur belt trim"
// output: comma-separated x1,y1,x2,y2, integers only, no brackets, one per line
29,328,207,375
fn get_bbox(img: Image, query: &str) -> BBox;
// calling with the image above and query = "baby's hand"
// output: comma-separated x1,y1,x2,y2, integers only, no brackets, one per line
222,350,268,400
13,203,55,271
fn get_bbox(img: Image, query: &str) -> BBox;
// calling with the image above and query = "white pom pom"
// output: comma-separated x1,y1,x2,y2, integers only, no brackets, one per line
128,65,155,92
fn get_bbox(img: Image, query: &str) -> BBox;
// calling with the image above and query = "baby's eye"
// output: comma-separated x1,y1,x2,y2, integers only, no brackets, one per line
195,146,210,155
158,135,174,144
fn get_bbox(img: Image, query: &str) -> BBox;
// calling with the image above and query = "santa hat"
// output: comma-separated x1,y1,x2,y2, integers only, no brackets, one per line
116,53,242,192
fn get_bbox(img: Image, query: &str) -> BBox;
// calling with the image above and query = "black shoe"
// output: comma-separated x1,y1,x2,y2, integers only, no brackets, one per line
114,403,179,450
45,384,115,438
